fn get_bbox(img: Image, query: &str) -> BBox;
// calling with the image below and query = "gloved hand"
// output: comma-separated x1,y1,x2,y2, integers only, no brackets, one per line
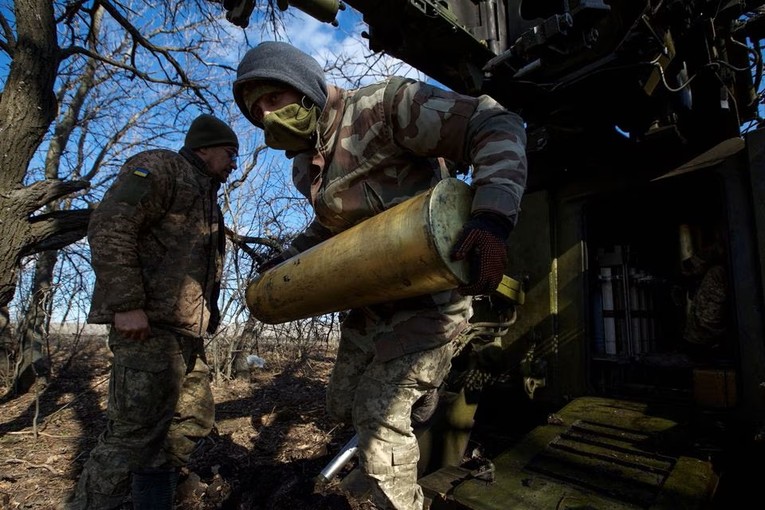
411,388,439,425
258,252,289,273
451,213,509,296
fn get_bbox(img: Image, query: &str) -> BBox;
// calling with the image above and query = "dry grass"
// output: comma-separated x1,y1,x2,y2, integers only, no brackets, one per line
0,334,367,510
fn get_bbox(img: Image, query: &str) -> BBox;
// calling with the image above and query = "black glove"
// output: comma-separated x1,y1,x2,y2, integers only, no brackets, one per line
411,388,439,425
451,214,509,296
258,252,289,273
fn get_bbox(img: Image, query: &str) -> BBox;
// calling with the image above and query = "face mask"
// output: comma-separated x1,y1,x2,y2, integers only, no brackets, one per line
262,103,318,152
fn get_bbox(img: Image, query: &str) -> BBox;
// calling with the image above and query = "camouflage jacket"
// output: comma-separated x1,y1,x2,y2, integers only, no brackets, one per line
87,148,225,337
283,77,528,254
280,78,527,358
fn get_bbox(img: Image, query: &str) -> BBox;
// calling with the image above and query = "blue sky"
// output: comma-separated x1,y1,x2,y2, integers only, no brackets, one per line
7,2,760,326
0,1,427,325
242,4,426,85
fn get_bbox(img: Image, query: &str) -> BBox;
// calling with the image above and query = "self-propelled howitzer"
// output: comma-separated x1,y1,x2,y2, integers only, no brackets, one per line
221,1,765,507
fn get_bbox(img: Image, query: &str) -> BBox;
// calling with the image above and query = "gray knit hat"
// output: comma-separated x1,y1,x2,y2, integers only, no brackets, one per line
233,41,328,127
185,114,239,149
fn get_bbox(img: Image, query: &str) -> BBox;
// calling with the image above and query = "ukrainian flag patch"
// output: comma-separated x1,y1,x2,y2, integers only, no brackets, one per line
133,167,150,178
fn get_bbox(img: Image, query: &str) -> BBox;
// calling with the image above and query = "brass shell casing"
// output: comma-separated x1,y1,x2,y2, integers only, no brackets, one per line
246,178,473,324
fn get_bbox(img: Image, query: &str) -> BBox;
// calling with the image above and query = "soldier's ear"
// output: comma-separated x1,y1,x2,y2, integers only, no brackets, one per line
193,147,214,165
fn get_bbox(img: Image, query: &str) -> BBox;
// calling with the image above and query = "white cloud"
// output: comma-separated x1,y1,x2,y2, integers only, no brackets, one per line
274,6,428,88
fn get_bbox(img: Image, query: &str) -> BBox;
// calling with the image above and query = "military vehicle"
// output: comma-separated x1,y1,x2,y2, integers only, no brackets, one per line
225,1,765,508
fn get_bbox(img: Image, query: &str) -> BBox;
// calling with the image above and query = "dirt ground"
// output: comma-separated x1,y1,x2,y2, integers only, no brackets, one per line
0,335,371,510
4,334,760,510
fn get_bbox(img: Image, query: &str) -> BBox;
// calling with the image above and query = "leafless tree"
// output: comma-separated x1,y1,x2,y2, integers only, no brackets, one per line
0,0,288,392
0,0,421,391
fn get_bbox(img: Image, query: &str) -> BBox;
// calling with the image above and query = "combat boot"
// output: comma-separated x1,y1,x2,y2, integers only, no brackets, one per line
131,468,178,510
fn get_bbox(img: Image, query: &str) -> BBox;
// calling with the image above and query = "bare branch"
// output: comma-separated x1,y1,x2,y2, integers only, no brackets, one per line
21,210,92,258
57,44,196,89
225,226,282,263
94,0,211,107
0,10,14,54
10,180,90,216
82,91,185,182
229,144,269,190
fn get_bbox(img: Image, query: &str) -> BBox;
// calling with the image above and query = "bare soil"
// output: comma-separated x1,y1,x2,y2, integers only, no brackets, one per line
0,335,369,510
5,335,760,510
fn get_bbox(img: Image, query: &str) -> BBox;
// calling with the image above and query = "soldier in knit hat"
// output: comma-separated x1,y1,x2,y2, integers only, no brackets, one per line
62,114,239,510
234,41,527,510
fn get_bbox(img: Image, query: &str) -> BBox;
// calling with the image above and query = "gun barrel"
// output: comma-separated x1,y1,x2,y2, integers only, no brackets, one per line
277,0,343,24
317,434,359,484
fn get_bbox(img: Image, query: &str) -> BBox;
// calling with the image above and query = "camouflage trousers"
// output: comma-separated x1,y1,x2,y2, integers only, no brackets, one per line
65,328,214,510
327,303,469,510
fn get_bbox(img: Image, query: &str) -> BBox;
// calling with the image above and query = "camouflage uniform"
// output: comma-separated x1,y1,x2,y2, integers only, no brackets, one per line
685,264,728,346
87,148,224,336
67,148,223,509
285,79,527,509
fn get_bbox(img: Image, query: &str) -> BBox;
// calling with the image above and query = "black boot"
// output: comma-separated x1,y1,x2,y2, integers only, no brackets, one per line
131,468,178,510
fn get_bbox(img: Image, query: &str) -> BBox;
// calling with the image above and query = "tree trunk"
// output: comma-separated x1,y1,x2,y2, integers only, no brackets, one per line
9,5,106,395
14,250,57,393
0,307,12,385
0,0,59,307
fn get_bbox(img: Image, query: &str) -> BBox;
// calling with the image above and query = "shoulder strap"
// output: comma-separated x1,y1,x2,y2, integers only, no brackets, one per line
381,77,452,180
381,76,411,140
